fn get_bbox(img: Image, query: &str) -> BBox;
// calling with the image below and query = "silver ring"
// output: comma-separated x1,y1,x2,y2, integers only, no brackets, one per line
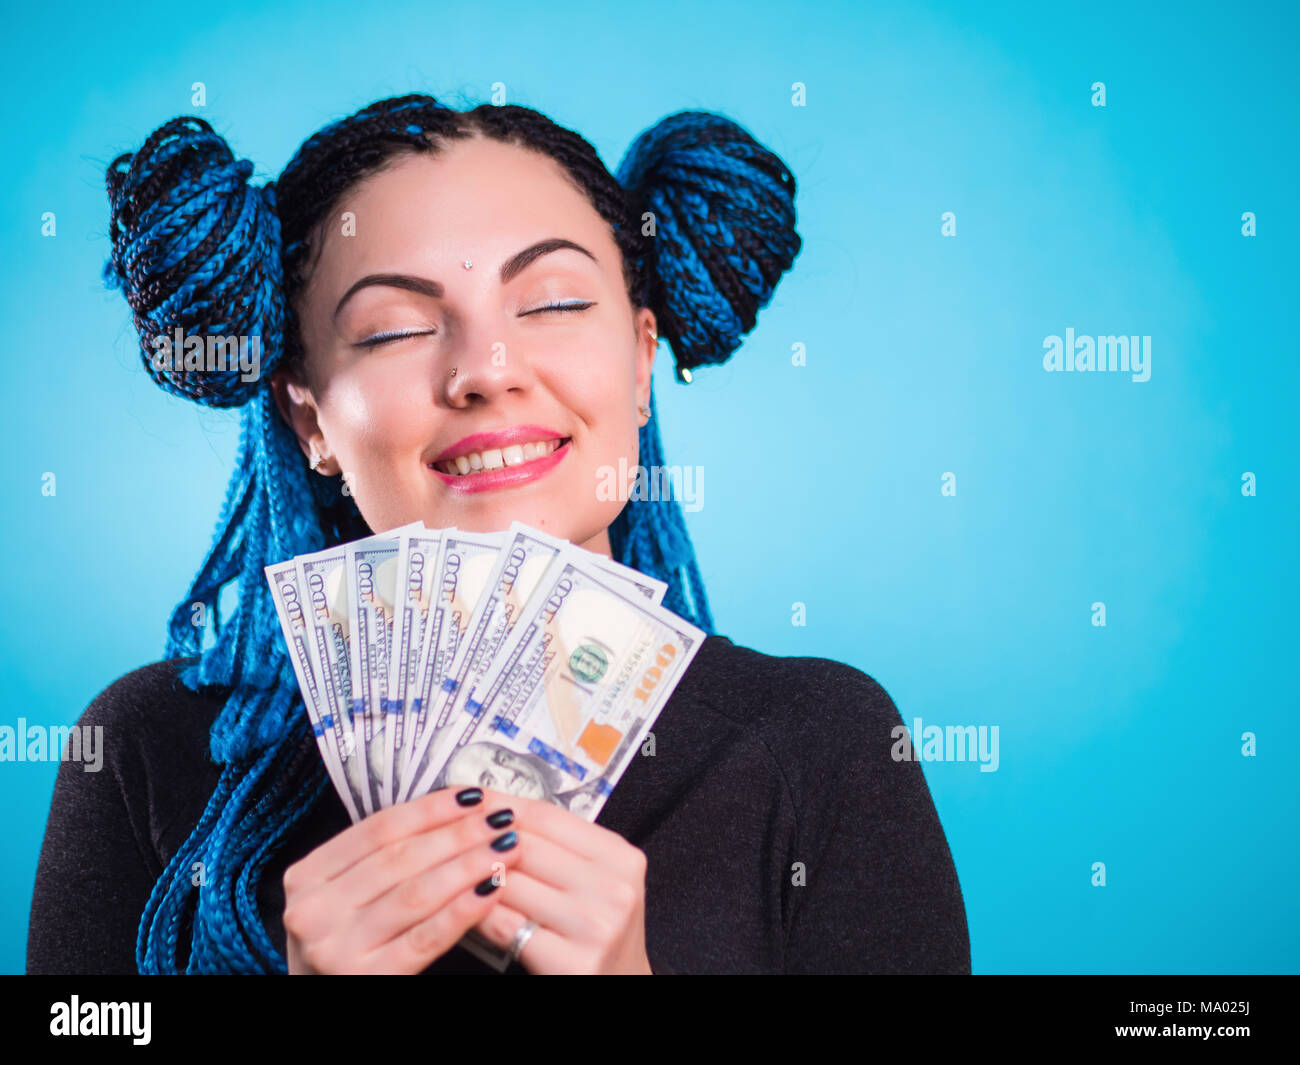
507,919,537,963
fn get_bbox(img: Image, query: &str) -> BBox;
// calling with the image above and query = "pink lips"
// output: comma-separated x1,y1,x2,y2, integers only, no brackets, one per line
427,424,571,494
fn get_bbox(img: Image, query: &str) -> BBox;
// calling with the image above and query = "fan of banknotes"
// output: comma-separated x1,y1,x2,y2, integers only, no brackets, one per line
264,520,703,968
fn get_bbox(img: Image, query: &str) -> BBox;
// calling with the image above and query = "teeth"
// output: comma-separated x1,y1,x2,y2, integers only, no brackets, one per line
434,437,563,476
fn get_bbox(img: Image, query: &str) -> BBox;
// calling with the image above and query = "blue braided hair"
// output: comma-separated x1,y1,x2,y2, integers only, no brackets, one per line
102,94,800,973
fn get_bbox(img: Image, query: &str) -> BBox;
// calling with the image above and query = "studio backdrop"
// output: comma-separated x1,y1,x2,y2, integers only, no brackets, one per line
1,0,1295,974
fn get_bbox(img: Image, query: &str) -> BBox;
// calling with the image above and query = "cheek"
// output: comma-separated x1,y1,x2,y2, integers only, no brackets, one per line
565,357,639,456
318,366,427,466
312,363,435,530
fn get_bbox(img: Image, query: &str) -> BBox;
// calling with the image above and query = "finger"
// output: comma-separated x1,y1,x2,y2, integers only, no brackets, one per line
500,826,624,896
494,867,593,939
474,900,582,975
285,787,490,888
287,810,518,945
350,834,524,973
328,801,518,911
476,789,629,865
356,880,504,975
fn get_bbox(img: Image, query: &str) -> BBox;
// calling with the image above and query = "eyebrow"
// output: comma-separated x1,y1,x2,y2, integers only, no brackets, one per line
332,238,599,319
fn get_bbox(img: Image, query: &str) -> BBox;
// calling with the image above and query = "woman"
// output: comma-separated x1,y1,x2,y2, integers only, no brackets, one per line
27,94,970,974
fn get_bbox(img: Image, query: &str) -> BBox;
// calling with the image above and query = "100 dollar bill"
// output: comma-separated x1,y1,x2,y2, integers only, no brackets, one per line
397,529,507,801
410,545,703,818
404,524,670,800
293,544,371,816
385,528,443,808
265,560,362,824
346,535,401,810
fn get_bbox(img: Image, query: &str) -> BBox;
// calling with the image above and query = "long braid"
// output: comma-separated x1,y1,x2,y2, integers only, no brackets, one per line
608,383,716,633
105,94,798,973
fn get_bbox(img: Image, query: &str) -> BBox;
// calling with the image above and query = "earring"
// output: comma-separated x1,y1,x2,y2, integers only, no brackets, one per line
638,403,652,420
309,449,324,472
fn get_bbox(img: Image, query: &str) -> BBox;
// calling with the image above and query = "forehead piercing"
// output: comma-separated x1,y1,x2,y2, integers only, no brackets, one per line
463,259,473,269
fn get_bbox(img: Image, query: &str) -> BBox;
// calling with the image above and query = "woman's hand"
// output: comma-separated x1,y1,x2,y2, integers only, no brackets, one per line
282,787,522,974
469,790,653,974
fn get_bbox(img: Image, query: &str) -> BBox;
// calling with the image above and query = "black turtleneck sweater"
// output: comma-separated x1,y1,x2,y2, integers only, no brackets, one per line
26,634,970,974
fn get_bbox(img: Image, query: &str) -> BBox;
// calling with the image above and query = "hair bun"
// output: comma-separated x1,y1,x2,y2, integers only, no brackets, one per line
104,116,284,407
616,111,801,379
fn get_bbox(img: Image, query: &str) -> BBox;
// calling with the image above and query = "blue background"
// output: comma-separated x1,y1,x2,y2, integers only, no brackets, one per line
1,0,1295,974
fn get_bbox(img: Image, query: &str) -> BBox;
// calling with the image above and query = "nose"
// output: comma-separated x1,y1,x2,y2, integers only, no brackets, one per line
440,317,536,409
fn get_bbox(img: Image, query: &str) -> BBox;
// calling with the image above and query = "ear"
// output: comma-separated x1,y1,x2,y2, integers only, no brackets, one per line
270,366,337,475
633,307,658,411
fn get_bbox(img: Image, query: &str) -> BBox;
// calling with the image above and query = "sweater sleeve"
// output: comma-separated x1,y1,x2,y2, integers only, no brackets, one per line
779,661,971,974
26,674,167,975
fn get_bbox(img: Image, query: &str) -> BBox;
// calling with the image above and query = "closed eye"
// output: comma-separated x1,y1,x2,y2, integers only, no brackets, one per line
522,300,596,317
355,328,437,348
357,301,593,346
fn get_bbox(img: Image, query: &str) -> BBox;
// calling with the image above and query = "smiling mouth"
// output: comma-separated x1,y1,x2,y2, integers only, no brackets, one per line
430,436,572,477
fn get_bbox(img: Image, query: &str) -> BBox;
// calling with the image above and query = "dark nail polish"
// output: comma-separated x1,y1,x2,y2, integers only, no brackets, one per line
486,808,514,829
455,787,483,806
490,830,518,852
474,875,500,896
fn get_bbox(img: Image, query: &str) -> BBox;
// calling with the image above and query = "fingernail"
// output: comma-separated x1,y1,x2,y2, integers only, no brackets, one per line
486,808,514,829
474,875,500,896
456,787,483,806
490,830,518,852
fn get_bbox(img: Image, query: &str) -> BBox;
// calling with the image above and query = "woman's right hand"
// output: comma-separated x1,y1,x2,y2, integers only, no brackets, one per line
283,786,521,974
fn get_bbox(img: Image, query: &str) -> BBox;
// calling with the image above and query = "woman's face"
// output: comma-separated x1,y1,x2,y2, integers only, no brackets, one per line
273,135,657,556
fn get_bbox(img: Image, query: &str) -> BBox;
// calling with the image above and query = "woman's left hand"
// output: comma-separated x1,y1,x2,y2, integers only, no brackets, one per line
470,789,653,974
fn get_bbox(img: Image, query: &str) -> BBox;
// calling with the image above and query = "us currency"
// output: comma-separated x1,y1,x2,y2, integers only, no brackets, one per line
411,546,704,817
432,545,670,975
395,529,507,802
409,525,673,794
384,526,444,810
586,554,668,608
294,545,371,816
400,523,576,801
346,536,402,810
440,548,681,974
264,560,362,824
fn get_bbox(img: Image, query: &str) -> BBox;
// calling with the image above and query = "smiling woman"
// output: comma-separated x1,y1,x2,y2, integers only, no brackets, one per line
276,139,656,544
26,94,970,975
